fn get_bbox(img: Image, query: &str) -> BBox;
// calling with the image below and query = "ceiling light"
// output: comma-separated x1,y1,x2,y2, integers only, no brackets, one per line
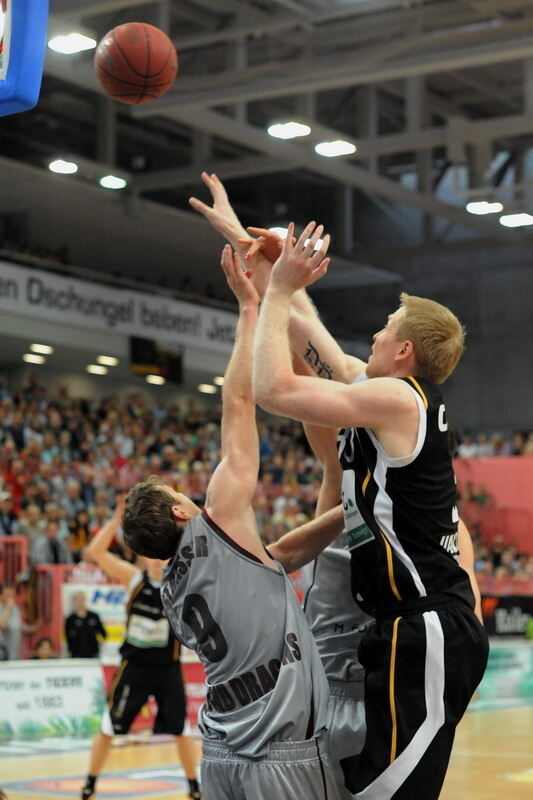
268,227,289,239
23,354,45,364
267,121,311,140
466,201,503,215
48,33,97,55
499,212,533,228
87,364,108,375
315,140,356,157
198,384,217,394
49,159,78,175
97,355,119,366
99,175,128,190
213,376,225,386
30,343,54,355
146,374,165,385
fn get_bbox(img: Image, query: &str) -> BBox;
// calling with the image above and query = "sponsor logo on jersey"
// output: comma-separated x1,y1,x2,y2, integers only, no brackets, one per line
206,632,302,712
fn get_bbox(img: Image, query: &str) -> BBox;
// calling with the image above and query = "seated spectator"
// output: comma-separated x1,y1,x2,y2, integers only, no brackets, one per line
65,591,107,658
510,432,525,456
457,435,478,458
15,503,44,546
31,636,56,659
68,510,92,562
0,491,17,536
31,521,73,565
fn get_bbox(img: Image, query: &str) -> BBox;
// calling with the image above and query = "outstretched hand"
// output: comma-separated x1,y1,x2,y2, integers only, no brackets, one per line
270,222,330,294
189,172,251,246
221,245,260,309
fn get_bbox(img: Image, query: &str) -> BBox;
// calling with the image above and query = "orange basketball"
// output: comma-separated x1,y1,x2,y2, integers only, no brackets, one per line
94,22,178,105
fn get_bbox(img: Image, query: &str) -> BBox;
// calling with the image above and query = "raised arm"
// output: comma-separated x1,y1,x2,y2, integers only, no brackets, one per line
247,227,366,384
204,246,268,561
189,173,365,382
189,172,253,260
253,222,414,430
83,497,137,586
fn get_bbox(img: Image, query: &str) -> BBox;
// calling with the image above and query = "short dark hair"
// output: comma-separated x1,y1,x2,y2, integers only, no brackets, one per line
123,476,182,559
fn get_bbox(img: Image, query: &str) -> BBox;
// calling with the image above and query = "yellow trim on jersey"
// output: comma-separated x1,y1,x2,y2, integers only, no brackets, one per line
172,639,181,661
389,617,402,763
126,579,144,618
362,468,372,495
407,376,428,409
381,531,403,602
108,659,128,708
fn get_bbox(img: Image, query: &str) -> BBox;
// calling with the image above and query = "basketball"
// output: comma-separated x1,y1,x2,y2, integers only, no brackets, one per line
94,22,178,105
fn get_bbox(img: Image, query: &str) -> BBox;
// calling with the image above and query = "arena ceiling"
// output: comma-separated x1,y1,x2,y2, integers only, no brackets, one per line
3,0,533,297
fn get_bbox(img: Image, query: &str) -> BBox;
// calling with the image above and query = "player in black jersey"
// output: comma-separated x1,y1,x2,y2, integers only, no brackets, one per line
252,222,489,800
80,498,201,800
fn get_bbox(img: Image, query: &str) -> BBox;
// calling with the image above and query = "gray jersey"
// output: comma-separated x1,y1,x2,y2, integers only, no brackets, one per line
302,529,373,683
162,511,329,757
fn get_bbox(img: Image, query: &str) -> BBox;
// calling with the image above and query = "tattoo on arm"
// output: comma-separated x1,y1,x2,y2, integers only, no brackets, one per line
304,341,333,379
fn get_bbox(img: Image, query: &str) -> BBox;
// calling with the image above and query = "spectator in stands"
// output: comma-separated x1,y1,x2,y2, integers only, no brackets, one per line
0,583,40,659
31,637,56,659
510,432,525,456
15,504,44,546
68,510,92,563
63,479,86,518
457,434,479,458
523,432,533,456
0,492,17,536
31,521,73,565
65,592,107,658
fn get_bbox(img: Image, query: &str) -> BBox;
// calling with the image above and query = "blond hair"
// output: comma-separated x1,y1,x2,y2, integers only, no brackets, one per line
397,293,465,384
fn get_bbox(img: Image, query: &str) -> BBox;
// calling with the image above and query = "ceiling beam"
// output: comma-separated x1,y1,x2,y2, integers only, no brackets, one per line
50,0,159,18
134,32,533,115
133,155,294,192
161,106,529,242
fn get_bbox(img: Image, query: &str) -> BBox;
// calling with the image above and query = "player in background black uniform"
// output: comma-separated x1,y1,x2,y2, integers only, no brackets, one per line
80,497,201,800
252,222,488,800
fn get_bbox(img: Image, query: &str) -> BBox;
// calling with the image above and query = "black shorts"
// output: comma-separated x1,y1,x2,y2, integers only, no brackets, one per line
344,600,489,800
104,659,186,736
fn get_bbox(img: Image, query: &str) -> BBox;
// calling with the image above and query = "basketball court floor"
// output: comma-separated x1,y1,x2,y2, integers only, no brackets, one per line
0,705,531,799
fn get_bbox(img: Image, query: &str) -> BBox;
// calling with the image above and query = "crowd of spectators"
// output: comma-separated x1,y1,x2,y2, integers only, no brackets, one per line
0,373,531,661
456,431,533,457
0,373,324,567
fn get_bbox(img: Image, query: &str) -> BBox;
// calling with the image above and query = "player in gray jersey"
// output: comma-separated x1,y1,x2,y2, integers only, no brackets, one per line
122,245,344,800
268,415,372,799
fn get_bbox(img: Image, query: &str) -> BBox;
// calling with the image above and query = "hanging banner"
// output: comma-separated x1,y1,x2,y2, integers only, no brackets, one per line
0,659,105,741
0,259,237,354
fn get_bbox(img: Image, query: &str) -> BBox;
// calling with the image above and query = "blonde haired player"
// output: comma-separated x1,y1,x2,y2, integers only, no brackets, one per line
252,222,488,800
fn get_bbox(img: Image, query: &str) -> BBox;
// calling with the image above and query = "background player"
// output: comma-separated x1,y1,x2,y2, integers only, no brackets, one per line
122,245,345,800
252,222,489,800
81,498,201,800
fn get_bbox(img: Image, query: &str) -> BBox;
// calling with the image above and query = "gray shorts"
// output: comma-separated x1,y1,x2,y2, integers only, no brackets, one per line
327,681,366,800
201,734,342,800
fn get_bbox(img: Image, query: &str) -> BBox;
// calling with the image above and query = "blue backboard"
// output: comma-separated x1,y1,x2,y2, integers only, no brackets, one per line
0,0,49,116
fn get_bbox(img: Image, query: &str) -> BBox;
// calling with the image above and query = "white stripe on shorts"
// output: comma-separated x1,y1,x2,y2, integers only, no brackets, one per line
355,610,445,800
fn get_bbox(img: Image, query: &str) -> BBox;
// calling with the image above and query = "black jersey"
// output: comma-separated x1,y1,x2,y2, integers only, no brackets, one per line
338,375,474,616
119,570,180,666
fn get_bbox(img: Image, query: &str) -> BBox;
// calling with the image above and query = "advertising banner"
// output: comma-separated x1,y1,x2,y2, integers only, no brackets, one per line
481,594,533,638
471,642,533,710
0,259,237,354
0,659,105,741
